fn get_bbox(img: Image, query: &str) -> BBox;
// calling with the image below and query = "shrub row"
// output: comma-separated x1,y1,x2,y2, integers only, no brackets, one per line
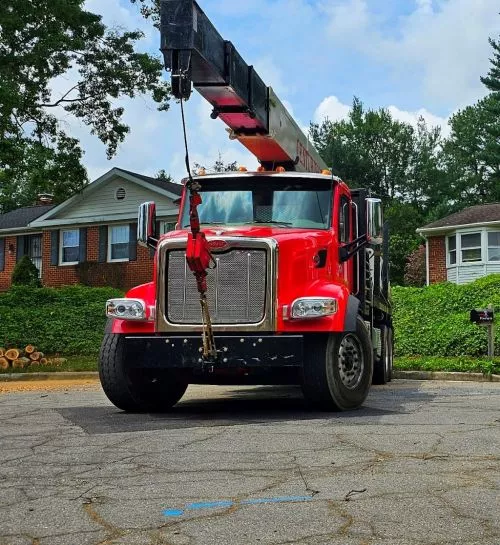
0,275,499,358
0,285,123,356
392,274,500,357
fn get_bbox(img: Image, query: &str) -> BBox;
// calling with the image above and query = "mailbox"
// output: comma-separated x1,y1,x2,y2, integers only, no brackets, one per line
470,308,494,325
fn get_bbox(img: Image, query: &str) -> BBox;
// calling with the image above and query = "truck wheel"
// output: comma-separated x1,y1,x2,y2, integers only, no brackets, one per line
99,333,188,412
373,325,393,385
302,316,373,411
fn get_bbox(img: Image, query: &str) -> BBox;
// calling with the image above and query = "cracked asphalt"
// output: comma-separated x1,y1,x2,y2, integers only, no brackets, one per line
0,379,499,545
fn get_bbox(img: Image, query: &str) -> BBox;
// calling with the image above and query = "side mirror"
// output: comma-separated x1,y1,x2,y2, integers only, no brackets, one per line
138,201,158,248
366,198,383,245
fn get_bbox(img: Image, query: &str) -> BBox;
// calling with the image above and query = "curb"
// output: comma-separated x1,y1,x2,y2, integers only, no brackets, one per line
0,371,498,383
0,372,99,382
393,370,500,382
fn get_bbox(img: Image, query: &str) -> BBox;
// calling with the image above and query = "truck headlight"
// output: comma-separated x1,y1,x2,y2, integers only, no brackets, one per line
291,297,338,319
106,299,147,321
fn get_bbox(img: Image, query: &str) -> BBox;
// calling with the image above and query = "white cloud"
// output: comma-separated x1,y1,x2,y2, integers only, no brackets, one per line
324,0,500,107
313,96,351,123
313,95,450,134
387,105,450,136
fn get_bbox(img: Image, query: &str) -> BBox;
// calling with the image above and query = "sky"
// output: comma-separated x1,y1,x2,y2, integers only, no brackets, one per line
60,0,500,182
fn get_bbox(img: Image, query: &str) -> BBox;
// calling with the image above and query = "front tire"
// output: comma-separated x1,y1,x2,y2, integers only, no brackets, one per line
302,316,373,411
99,333,188,412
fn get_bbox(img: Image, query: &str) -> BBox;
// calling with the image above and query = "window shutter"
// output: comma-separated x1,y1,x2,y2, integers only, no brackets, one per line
78,228,87,263
129,223,137,262
16,235,26,262
0,239,4,272
50,231,59,266
98,226,108,263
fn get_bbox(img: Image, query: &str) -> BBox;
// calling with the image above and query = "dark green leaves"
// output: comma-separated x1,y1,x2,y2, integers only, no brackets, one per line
0,0,171,212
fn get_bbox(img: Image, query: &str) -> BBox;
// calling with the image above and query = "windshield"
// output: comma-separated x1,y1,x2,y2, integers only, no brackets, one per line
181,176,333,230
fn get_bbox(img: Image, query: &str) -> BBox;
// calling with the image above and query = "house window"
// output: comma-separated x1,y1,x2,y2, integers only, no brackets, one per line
448,235,456,265
461,233,481,263
488,232,500,262
60,230,79,265
109,225,130,261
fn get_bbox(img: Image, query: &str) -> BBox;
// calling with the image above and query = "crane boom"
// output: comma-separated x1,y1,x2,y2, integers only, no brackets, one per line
160,0,327,173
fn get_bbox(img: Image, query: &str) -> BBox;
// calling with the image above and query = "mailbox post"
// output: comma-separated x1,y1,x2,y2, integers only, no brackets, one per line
470,305,495,357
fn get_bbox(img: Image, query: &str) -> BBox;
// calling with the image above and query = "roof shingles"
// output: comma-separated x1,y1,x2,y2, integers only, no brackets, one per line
0,205,55,230
421,203,500,230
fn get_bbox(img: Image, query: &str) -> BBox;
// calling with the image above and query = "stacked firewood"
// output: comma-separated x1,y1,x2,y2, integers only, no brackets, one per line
0,345,66,370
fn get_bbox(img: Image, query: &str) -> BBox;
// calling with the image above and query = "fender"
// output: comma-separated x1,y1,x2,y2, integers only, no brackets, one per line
344,295,360,332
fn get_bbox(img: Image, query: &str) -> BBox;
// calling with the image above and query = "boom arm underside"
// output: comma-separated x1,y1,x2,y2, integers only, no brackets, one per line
160,0,327,172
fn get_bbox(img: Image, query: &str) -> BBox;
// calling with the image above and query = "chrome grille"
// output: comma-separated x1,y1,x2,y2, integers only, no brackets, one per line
167,248,267,324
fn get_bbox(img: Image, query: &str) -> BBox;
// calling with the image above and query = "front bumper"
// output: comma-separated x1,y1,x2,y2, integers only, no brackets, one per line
124,334,303,369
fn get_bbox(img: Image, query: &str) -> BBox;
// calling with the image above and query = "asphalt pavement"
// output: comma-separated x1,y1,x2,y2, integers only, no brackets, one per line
0,380,499,545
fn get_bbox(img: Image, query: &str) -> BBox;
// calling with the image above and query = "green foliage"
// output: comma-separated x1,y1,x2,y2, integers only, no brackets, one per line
0,0,171,212
11,256,41,287
394,356,500,375
392,275,500,357
0,285,123,355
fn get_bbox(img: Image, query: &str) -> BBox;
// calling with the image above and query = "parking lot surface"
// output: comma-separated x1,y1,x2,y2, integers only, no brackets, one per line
0,379,499,545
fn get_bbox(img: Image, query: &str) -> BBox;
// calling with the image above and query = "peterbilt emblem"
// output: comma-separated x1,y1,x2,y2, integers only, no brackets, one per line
208,239,230,252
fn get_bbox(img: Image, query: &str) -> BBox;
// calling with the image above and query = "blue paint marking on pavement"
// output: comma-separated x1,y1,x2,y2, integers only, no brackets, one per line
240,495,313,505
186,500,235,510
163,508,184,517
163,496,313,518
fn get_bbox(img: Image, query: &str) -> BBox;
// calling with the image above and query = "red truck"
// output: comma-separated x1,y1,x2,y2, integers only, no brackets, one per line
99,0,393,412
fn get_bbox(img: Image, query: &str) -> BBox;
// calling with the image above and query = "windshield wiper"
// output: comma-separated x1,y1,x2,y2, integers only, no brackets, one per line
243,220,293,227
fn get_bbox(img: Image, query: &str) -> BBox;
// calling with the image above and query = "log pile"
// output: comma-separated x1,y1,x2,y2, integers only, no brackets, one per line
0,346,66,370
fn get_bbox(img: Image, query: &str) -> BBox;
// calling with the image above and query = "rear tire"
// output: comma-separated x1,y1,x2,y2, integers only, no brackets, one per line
302,316,373,411
99,333,188,412
373,325,393,385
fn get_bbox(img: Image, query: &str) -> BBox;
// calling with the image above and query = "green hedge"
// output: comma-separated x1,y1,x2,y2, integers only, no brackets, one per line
0,285,123,356
1,275,499,358
392,274,500,357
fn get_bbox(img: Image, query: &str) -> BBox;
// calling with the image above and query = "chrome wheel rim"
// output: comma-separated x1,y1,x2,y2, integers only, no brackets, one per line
338,334,364,389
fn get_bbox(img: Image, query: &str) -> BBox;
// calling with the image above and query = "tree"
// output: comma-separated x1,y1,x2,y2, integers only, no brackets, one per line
480,36,500,187
442,97,500,205
156,169,174,182
193,154,238,174
0,0,171,212
404,245,426,287
11,256,41,288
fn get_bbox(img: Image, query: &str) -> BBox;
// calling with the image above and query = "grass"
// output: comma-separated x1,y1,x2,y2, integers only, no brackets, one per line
394,356,500,375
1,354,499,376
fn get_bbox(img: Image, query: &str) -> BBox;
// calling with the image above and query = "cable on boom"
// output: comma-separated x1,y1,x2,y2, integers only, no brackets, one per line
180,97,217,362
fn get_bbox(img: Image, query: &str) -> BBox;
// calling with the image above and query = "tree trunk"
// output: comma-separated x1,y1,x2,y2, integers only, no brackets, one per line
5,349,20,361
29,352,44,361
12,357,30,368
0,348,5,358
0,357,9,370
24,345,36,354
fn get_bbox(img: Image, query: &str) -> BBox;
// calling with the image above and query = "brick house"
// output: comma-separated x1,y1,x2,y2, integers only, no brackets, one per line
0,168,183,291
417,203,500,285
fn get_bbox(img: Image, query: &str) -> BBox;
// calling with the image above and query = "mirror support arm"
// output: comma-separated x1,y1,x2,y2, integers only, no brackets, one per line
339,234,368,262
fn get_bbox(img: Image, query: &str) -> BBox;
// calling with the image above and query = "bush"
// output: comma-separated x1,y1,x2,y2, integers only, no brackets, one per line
0,285,123,355
11,256,41,287
404,245,426,287
393,274,500,357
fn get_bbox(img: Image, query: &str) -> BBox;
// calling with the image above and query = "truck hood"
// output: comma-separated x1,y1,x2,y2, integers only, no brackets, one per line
163,226,337,289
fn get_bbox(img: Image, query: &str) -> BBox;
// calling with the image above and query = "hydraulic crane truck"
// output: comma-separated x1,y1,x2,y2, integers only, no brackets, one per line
99,0,393,412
